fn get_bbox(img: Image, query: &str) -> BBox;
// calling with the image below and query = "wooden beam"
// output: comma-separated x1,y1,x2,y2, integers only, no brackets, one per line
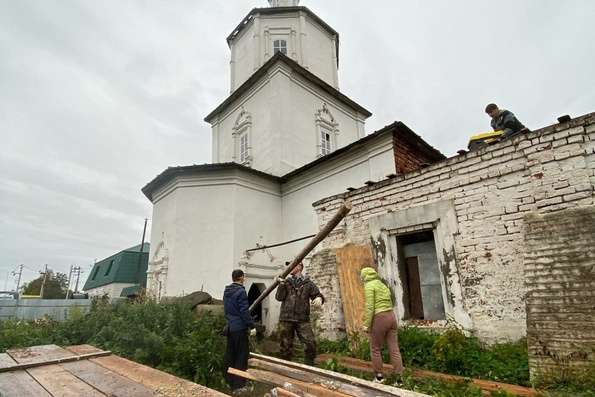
249,202,352,312
250,353,428,397
316,354,539,397
0,351,112,373
247,368,353,397
249,358,390,397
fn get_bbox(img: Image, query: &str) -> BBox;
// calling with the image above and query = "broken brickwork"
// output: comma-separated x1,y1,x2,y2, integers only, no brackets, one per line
310,113,595,342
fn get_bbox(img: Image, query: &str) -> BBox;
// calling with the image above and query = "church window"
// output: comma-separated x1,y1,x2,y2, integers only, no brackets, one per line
315,103,339,157
320,130,332,156
273,39,287,55
240,133,249,163
233,106,253,166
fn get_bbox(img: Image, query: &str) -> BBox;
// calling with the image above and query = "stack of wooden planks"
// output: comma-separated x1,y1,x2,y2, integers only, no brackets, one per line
228,352,431,397
316,354,539,397
0,344,228,397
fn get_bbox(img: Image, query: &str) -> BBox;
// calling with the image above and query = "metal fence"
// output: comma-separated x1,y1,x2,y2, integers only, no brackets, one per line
0,299,92,322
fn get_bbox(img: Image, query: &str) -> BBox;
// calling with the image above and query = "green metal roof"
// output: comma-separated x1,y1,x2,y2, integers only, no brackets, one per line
83,243,149,291
120,285,142,297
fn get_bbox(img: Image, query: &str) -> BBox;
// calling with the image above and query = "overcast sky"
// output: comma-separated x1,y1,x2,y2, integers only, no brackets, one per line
1,0,593,289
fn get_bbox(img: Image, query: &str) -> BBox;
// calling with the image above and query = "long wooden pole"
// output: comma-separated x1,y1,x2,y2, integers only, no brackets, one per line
248,202,351,313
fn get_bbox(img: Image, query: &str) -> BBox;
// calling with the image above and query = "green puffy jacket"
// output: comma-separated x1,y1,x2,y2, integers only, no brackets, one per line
361,267,394,328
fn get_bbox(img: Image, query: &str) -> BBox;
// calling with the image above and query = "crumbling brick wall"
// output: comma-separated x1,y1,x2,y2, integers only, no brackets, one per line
393,125,445,175
524,208,595,381
310,112,595,342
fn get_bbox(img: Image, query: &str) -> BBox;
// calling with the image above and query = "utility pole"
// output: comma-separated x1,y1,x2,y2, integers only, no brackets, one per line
39,264,49,299
65,265,73,300
73,266,83,293
11,264,24,293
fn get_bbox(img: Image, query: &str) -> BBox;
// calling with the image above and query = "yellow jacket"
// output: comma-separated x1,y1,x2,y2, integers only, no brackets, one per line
361,267,394,328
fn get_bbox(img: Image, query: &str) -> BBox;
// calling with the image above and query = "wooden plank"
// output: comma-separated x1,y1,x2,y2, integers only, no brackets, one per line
247,368,353,397
335,244,375,335
316,354,539,397
0,351,112,373
251,353,428,397
249,358,392,397
7,344,73,365
65,345,229,396
65,345,228,397
60,359,158,397
0,353,17,369
0,371,53,397
272,387,303,397
405,257,424,319
0,354,51,397
27,364,107,397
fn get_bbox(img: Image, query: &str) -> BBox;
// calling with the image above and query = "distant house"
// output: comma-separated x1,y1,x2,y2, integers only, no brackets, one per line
83,243,149,298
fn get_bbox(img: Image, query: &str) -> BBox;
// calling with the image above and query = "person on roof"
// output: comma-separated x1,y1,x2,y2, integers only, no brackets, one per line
361,267,404,384
223,269,256,394
275,262,324,365
485,103,528,138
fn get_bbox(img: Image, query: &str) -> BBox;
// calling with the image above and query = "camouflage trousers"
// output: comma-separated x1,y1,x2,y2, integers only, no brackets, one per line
279,321,317,365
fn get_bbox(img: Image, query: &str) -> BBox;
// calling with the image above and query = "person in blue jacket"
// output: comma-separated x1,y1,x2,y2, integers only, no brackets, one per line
223,269,255,393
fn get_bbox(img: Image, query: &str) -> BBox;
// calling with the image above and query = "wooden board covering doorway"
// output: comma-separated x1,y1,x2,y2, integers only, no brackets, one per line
335,244,375,336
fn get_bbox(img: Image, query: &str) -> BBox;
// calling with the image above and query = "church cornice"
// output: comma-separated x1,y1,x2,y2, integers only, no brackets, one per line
204,52,371,123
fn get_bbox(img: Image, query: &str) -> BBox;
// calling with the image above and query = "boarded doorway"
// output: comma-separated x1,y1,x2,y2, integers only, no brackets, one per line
397,231,445,321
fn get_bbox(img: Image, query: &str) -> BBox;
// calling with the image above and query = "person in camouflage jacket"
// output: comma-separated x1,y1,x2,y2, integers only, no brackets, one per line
275,262,324,365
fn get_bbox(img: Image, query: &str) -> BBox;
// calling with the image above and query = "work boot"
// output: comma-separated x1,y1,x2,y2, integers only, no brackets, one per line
373,374,385,384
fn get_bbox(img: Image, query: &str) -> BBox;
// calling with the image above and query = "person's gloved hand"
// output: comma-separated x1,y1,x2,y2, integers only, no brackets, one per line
249,328,257,337
312,297,323,307
277,276,286,284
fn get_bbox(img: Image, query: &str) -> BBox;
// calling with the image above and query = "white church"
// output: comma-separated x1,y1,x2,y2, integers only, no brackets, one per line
142,0,444,332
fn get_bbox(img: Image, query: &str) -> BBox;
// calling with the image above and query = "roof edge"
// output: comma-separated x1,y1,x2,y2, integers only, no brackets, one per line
204,52,371,123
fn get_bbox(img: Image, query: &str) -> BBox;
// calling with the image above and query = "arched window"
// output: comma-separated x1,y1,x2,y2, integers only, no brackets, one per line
233,106,253,166
273,39,287,55
315,103,339,157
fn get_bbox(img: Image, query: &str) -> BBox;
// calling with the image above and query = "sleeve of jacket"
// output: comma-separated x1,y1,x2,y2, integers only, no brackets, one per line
238,290,255,329
363,282,375,328
309,281,325,303
275,282,288,301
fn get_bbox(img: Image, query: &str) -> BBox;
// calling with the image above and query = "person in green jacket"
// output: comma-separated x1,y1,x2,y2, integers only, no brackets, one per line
360,267,404,383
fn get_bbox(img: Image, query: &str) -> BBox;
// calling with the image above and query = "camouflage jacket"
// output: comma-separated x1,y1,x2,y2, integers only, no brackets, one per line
275,275,324,322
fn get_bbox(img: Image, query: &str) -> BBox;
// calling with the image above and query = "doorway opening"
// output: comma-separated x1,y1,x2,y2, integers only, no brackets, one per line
247,283,265,324
396,231,445,321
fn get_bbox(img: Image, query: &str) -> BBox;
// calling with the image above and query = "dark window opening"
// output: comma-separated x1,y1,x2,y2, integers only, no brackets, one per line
396,231,445,321
104,260,114,276
247,283,265,324
91,266,101,280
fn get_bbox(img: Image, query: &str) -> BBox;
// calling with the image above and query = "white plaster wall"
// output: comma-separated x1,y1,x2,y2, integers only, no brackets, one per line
211,63,368,177
230,11,338,91
147,169,282,300
280,133,395,244
86,283,136,298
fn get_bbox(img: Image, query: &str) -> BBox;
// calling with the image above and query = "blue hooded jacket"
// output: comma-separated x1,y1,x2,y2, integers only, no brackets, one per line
223,283,254,332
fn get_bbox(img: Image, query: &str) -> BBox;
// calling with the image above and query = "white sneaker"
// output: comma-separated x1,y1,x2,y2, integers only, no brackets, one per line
373,375,385,384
